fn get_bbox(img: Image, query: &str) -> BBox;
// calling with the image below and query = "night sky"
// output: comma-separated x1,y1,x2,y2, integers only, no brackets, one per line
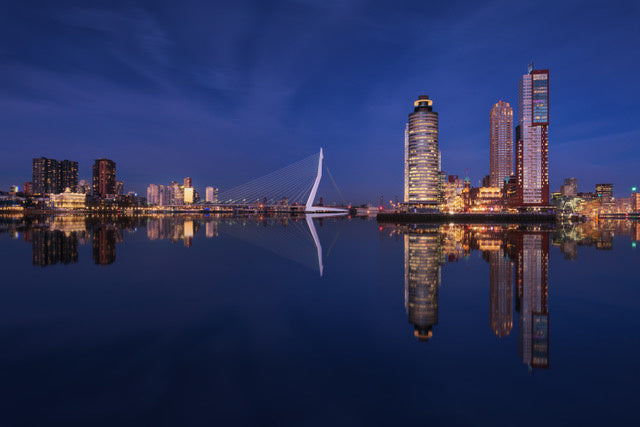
1,0,639,202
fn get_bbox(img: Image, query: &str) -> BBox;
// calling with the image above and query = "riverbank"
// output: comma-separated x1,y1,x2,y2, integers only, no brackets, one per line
377,212,558,223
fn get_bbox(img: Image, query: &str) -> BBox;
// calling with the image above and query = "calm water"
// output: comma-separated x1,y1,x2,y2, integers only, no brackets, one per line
0,214,639,426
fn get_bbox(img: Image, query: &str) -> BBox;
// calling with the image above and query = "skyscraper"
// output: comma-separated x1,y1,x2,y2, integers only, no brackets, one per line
514,65,549,207
59,160,78,192
489,101,514,188
405,95,439,207
32,157,59,194
92,159,116,198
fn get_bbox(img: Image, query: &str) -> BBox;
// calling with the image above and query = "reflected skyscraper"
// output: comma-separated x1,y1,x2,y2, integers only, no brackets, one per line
489,250,513,338
513,230,550,370
92,227,117,265
32,229,79,267
404,227,442,341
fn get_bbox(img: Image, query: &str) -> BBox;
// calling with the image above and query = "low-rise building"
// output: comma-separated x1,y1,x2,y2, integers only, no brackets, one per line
50,188,86,210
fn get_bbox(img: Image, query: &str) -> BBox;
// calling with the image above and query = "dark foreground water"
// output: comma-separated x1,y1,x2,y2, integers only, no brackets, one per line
0,214,639,426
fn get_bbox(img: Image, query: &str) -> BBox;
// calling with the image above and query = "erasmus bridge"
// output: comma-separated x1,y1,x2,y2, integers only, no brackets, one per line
211,148,347,213
201,148,348,276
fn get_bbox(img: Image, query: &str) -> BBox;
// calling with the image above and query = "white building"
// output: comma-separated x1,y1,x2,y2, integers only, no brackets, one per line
147,184,159,205
50,188,86,210
405,95,439,206
205,186,218,203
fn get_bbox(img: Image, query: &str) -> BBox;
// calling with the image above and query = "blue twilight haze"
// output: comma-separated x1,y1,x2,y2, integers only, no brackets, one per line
1,0,639,200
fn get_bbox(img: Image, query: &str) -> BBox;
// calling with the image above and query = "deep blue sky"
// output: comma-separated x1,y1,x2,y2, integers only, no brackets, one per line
1,0,639,202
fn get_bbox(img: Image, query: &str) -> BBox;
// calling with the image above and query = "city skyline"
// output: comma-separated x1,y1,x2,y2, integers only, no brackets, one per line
0,1,638,201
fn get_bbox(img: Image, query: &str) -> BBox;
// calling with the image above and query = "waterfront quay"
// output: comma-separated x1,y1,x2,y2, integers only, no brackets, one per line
377,212,558,223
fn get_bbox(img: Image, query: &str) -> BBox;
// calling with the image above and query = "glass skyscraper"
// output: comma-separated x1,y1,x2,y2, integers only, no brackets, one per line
515,65,549,207
405,95,439,206
489,101,513,188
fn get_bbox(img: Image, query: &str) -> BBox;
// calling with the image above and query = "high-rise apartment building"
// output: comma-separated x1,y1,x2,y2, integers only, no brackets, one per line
147,184,159,205
92,159,116,198
59,160,78,192
183,177,192,188
514,65,549,207
32,157,79,194
405,95,439,207
32,157,59,194
205,186,219,203
489,101,514,188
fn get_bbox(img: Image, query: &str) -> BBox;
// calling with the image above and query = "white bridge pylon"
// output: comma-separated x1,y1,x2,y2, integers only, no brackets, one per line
306,148,348,213
215,147,347,213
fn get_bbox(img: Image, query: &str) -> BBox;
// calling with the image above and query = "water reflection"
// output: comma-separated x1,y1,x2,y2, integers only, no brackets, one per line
1,215,638,372
382,220,640,371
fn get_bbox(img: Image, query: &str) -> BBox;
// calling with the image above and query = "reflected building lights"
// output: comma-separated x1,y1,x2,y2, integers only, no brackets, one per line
404,227,442,341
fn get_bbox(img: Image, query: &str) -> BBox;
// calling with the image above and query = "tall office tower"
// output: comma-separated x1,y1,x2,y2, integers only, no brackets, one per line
147,184,159,205
32,157,59,194
633,192,640,212
595,183,613,204
92,159,116,198
59,160,78,193
489,250,513,338
184,177,192,188
561,177,578,198
405,95,439,206
205,186,219,203
515,65,549,207
404,227,442,341
513,230,550,370
489,101,514,188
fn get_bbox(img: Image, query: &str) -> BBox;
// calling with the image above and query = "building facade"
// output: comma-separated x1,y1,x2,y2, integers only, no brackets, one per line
92,159,116,199
561,177,578,198
147,184,159,205
32,157,59,194
514,65,549,207
595,183,613,205
405,95,440,206
50,188,86,210
205,186,219,203
59,160,78,192
489,101,514,188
